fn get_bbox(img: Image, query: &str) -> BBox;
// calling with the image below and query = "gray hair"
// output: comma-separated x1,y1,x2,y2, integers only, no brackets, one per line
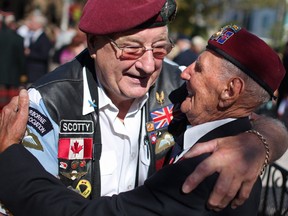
219,58,270,106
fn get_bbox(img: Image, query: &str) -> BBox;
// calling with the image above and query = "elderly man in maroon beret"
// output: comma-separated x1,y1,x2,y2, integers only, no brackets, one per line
0,23,287,215
1,0,287,214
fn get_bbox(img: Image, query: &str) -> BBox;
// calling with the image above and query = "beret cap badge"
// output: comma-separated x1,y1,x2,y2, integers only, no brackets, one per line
160,0,177,24
210,24,241,42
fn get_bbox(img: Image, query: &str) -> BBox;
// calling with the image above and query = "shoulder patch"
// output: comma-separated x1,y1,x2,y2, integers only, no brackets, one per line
28,107,53,136
22,128,44,151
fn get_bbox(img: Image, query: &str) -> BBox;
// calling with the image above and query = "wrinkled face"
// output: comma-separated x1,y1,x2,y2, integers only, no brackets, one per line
180,51,225,125
88,26,170,104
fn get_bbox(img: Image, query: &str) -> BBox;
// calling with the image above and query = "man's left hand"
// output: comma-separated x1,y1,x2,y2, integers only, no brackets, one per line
0,89,29,153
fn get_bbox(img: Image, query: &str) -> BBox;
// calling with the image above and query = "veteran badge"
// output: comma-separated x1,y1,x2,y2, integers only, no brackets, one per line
76,179,92,198
156,91,165,105
146,105,176,161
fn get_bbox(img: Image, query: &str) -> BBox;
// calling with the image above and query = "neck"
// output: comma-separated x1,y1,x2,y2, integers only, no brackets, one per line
112,97,135,121
190,107,252,126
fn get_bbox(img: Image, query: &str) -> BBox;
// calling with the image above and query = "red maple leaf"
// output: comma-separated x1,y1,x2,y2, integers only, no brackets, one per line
71,141,83,154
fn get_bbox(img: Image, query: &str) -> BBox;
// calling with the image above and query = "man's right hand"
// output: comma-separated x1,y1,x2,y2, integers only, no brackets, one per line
0,89,29,153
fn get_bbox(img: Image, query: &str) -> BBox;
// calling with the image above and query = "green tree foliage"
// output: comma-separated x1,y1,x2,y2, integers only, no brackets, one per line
170,0,286,47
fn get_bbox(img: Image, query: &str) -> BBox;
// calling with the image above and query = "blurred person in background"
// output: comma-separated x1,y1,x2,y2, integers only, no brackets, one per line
277,93,288,128
191,35,206,55
23,11,53,85
0,11,26,111
17,16,32,49
173,33,198,66
277,41,288,109
59,28,86,64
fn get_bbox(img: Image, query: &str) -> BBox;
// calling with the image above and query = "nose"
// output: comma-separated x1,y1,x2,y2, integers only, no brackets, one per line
181,65,192,81
135,50,156,74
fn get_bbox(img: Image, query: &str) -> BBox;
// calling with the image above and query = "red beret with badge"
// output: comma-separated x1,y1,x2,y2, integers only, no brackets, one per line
79,0,177,35
207,24,285,99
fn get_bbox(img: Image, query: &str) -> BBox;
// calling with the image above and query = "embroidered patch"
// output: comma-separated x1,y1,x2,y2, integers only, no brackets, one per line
58,137,93,160
58,120,94,181
216,30,234,44
76,179,92,198
59,120,94,134
210,24,241,41
154,131,175,154
155,91,165,105
60,161,68,169
27,107,53,136
146,121,155,132
22,128,44,151
150,104,174,129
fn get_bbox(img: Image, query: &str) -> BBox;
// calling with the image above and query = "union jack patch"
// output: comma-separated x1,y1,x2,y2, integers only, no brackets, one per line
150,104,174,129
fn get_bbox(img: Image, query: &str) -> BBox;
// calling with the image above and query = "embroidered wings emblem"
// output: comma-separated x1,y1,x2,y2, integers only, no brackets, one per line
156,91,165,105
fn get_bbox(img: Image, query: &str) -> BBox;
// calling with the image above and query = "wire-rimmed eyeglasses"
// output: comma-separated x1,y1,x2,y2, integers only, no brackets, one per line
107,37,174,60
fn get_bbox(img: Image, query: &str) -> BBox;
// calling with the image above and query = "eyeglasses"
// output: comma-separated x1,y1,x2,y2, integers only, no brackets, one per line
107,37,174,60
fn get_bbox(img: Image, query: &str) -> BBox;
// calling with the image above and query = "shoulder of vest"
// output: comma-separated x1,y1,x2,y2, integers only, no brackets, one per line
30,49,95,124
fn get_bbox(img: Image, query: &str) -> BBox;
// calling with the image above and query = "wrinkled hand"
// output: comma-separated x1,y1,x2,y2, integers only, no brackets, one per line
182,133,265,211
0,89,29,153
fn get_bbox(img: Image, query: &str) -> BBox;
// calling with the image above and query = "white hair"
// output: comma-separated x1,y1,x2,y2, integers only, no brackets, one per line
219,58,270,105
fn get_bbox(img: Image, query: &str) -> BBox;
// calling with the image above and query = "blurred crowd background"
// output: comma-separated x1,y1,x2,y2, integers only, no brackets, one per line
1,0,288,128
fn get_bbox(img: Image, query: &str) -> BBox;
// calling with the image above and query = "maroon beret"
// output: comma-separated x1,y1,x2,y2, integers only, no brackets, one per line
79,0,176,35
207,24,285,99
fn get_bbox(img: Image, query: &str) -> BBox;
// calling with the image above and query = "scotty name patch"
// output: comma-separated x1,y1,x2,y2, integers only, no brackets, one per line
60,120,94,134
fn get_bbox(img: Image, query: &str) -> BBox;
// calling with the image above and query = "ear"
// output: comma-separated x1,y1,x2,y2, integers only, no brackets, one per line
87,34,97,59
219,77,244,108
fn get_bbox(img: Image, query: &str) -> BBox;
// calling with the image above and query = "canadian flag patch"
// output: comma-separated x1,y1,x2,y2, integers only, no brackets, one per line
58,138,93,160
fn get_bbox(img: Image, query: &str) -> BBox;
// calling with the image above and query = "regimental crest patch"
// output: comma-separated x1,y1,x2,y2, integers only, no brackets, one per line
146,127,175,170
209,24,241,44
76,179,92,198
155,91,165,105
153,130,175,154
216,30,234,44
22,128,44,151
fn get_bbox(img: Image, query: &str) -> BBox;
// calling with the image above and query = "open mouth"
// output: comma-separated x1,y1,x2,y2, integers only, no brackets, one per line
187,91,194,97
186,86,194,97
127,74,147,80
125,73,150,85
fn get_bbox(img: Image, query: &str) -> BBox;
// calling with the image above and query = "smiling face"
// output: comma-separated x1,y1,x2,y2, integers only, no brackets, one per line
180,51,229,125
88,26,170,107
